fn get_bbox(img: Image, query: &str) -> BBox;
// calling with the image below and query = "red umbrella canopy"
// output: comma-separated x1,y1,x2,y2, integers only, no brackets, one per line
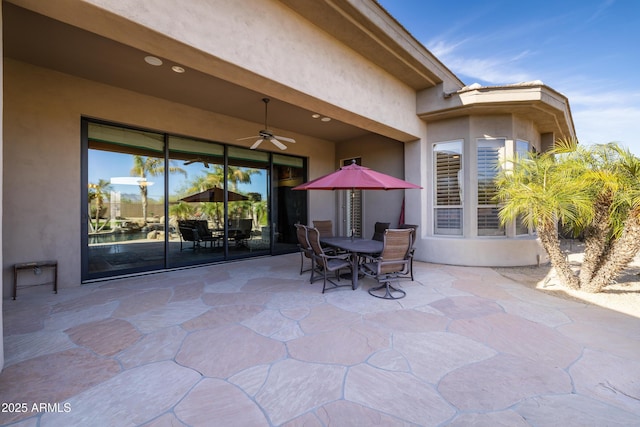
293,162,422,190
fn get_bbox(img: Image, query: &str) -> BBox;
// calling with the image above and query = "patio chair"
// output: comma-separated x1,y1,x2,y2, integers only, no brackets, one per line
193,220,219,248
229,218,253,249
360,221,389,264
371,222,390,242
399,223,418,280
313,220,334,238
295,224,314,278
307,227,353,293
178,223,199,251
312,219,343,255
178,220,218,251
362,228,413,299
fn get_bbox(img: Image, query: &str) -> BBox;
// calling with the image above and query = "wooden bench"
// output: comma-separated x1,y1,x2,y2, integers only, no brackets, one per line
13,260,58,300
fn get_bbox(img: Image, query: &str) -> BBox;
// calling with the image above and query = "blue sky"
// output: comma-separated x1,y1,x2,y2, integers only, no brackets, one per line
378,0,640,154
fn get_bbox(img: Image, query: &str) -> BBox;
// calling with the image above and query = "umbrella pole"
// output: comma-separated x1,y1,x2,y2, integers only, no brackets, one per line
351,189,355,240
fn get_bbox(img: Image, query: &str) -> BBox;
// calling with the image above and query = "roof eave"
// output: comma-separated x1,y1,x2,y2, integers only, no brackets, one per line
419,83,576,139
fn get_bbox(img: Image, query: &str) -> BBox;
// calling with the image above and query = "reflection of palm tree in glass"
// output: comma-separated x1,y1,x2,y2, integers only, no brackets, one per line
131,156,186,223
186,165,258,191
169,201,194,220
88,179,111,232
184,165,260,225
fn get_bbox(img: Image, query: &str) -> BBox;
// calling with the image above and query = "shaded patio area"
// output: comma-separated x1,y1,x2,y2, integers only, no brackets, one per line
2,254,640,426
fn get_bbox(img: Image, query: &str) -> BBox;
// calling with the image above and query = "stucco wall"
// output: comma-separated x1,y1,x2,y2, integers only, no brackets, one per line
2,59,336,296
16,0,422,142
335,134,407,238
418,114,546,266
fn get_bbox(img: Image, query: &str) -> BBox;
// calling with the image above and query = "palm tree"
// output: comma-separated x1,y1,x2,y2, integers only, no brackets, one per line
496,139,640,293
579,144,640,292
88,179,112,233
131,156,186,223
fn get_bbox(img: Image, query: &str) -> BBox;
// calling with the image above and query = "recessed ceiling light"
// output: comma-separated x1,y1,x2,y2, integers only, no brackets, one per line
171,65,185,73
321,117,331,122
144,55,163,66
311,114,321,119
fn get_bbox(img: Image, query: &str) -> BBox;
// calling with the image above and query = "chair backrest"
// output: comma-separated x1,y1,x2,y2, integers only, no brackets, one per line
178,225,197,241
313,220,333,238
295,224,312,258
194,220,211,238
372,222,390,242
239,218,253,233
306,227,327,268
380,229,413,274
399,224,418,246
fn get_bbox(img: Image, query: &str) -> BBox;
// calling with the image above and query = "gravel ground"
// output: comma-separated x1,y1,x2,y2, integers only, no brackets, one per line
493,240,640,318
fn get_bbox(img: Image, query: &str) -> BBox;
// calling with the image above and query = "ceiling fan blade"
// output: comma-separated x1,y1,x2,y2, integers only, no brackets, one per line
270,137,288,150
273,135,296,143
250,138,264,150
237,135,258,141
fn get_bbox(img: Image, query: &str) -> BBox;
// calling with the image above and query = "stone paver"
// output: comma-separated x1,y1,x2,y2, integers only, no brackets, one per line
65,318,141,356
438,353,573,411
175,378,268,426
256,359,346,425
2,253,640,426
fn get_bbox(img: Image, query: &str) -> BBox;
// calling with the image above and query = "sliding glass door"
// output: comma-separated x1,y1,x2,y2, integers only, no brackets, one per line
167,136,226,267
85,122,166,278
82,119,307,281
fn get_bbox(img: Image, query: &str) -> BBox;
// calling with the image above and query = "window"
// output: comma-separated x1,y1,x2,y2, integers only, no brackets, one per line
434,141,462,235
343,158,362,237
477,138,505,236
515,140,531,235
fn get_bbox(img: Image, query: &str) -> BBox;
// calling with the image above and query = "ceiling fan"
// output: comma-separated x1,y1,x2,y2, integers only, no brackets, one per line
237,98,296,150
184,158,209,168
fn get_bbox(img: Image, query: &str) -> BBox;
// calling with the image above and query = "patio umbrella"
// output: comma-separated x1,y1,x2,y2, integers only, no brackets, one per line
293,160,421,237
293,161,422,191
180,187,248,203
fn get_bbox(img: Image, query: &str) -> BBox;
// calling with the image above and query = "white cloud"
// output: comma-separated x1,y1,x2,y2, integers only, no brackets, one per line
427,38,535,84
563,85,640,152
424,32,640,155
573,106,640,152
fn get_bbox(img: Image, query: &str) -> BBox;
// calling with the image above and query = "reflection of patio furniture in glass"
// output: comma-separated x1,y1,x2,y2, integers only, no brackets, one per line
295,224,314,278
307,227,353,293
178,220,219,250
229,218,253,249
362,228,413,299
178,224,198,251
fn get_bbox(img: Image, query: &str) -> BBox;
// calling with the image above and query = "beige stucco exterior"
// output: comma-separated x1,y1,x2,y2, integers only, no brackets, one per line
1,0,575,370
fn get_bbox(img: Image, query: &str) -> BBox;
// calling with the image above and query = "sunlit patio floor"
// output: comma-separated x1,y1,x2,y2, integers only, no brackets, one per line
2,253,640,426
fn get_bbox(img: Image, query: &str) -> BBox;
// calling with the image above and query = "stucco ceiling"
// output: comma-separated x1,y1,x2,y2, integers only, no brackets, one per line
2,2,372,142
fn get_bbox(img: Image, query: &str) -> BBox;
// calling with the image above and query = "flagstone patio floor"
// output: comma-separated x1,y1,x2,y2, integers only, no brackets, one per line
2,253,640,426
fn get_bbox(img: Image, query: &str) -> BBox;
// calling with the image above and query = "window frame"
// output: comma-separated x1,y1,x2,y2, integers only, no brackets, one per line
476,137,506,237
433,140,463,236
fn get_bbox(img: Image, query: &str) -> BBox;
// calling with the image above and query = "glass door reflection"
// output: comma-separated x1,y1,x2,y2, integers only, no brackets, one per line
167,136,225,267
227,147,270,257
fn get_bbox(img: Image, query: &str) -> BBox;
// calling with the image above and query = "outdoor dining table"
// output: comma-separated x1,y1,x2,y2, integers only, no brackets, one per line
320,236,383,290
